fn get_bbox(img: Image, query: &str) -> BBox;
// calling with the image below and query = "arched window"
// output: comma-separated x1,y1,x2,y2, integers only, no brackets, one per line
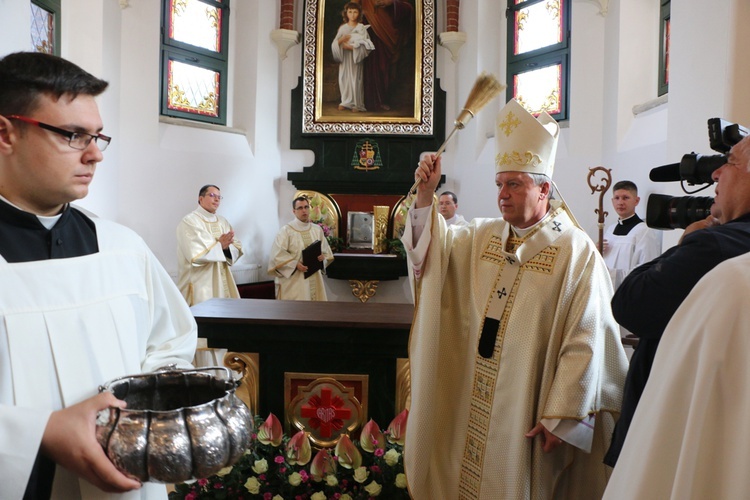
160,0,230,125
506,0,570,120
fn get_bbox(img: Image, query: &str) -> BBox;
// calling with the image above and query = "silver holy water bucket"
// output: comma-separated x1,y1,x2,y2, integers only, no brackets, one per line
95,367,253,483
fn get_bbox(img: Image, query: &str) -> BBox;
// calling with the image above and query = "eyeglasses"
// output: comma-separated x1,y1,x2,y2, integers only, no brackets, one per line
7,115,112,152
205,193,223,200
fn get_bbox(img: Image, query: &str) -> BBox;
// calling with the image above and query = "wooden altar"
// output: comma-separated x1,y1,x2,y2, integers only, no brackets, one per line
191,298,413,429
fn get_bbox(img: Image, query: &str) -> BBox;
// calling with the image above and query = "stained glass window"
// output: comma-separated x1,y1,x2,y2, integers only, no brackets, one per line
507,0,570,120
514,64,562,116
30,0,60,56
658,0,670,96
169,0,222,53
161,0,229,125
167,59,220,117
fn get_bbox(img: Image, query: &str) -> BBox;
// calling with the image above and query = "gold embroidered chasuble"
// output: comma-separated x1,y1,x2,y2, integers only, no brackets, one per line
403,201,627,499
176,206,243,306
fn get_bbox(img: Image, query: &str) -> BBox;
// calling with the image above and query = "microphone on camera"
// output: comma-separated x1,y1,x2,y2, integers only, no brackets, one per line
649,162,681,182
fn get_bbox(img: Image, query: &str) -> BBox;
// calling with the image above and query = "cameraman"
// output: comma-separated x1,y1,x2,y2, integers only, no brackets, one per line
604,134,750,467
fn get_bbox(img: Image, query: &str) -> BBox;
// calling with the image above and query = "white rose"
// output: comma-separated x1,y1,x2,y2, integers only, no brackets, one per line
364,480,383,497
251,458,268,474
244,477,260,494
353,466,369,483
395,473,407,489
384,448,401,467
340,495,353,500
311,493,327,500
325,474,339,487
273,496,284,500
216,466,233,477
288,472,302,486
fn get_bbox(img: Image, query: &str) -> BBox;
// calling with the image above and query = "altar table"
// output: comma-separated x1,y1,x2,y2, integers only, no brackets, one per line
190,298,414,427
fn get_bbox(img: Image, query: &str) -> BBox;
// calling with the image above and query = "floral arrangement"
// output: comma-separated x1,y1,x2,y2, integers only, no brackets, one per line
169,410,410,500
309,193,345,253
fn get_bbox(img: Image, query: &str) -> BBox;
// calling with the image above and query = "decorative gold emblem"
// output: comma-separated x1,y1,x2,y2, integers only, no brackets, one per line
168,83,192,109
499,110,521,136
495,151,542,167
349,279,379,303
286,375,367,448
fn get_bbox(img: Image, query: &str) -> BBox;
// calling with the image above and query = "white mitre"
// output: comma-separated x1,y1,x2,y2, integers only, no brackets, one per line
495,98,560,178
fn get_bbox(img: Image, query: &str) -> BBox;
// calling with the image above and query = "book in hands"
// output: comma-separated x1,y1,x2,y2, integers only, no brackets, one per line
302,240,323,279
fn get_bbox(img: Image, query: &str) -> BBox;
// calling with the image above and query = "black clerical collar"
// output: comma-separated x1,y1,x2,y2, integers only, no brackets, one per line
0,198,98,262
613,213,643,236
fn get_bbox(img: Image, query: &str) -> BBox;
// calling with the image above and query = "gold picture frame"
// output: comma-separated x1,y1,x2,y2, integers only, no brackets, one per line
301,0,435,135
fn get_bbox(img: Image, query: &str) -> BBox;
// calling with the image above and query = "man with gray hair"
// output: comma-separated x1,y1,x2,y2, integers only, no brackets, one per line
402,99,627,499
604,133,750,468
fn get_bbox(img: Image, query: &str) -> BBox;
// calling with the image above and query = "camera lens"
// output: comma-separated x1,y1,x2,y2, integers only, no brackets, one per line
646,194,714,229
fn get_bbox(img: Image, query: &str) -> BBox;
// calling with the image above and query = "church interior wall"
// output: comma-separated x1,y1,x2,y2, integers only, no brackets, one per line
1,0,748,303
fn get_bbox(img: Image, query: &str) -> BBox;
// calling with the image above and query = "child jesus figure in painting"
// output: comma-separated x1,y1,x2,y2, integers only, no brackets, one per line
331,2,375,112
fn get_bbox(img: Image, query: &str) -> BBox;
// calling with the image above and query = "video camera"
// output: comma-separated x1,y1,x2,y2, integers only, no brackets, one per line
646,118,749,229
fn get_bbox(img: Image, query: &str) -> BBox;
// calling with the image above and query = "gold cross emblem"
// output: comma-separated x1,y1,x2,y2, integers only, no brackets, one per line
499,110,521,136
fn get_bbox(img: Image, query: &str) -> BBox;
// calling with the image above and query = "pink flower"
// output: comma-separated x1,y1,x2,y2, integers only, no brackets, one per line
370,465,381,474
335,434,362,470
387,409,408,446
185,493,197,500
299,469,309,482
359,419,386,453
263,493,273,500
374,448,384,457
286,430,312,466
274,455,285,464
197,479,208,487
258,413,284,447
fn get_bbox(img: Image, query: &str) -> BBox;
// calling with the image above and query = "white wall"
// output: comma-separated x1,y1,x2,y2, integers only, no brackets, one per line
2,0,748,303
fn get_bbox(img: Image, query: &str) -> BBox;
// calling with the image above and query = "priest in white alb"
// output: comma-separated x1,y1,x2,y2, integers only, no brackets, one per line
401,99,628,499
268,195,334,300
176,184,243,306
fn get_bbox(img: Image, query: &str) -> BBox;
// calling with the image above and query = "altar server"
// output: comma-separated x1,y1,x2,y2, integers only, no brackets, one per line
0,52,196,499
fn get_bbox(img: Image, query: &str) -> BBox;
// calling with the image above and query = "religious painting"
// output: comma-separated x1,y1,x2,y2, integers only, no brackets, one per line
301,0,436,135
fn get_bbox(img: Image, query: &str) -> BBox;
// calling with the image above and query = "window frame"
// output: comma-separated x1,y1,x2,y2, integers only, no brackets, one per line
31,0,61,56
159,0,230,126
506,0,571,121
657,0,670,97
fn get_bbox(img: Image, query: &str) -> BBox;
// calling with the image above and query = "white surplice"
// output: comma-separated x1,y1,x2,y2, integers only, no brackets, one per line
604,252,750,500
402,201,628,500
0,219,197,500
603,219,661,290
267,219,334,301
176,206,243,306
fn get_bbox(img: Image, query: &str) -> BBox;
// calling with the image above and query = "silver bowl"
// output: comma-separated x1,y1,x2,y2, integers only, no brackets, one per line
95,367,253,483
